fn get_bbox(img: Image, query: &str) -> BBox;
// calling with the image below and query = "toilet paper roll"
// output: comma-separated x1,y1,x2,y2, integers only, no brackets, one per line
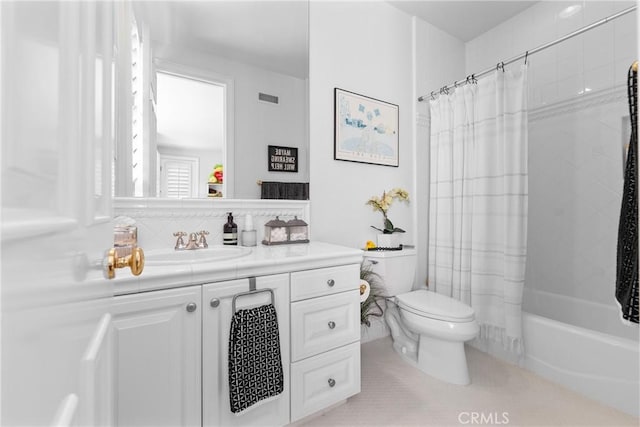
359,279,370,302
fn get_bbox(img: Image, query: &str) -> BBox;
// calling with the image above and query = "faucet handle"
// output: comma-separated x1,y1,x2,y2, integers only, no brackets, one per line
197,230,209,248
173,231,187,250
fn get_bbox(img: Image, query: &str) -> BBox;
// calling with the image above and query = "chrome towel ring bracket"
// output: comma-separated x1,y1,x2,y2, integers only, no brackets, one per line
231,288,275,313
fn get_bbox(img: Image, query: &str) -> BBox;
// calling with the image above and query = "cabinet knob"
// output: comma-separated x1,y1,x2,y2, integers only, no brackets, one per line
327,279,335,287
186,302,197,312
210,298,220,308
328,321,336,329
328,378,336,387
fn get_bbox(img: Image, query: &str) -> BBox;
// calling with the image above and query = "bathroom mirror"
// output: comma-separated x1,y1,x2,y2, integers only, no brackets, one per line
121,1,309,199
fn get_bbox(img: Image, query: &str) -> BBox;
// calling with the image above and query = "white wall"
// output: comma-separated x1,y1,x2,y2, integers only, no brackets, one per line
415,18,466,291
153,45,309,199
309,1,414,251
465,1,638,341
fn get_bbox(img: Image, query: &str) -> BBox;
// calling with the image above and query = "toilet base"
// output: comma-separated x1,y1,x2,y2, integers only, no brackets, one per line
417,335,471,385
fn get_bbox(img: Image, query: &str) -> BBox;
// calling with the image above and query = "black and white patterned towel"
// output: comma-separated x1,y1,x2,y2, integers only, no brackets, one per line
228,303,284,414
616,64,639,324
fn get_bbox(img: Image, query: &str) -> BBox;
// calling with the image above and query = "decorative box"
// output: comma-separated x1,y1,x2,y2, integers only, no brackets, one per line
262,216,310,245
287,216,309,243
262,216,289,245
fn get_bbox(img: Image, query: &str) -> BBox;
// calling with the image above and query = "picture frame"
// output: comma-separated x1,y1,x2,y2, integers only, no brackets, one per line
334,88,399,167
268,145,298,173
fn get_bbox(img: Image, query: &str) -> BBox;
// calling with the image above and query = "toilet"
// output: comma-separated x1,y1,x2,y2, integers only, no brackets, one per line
363,248,479,385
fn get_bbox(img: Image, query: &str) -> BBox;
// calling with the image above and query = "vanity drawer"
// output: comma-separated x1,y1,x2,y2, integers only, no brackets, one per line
290,342,361,422
290,264,360,301
291,290,360,361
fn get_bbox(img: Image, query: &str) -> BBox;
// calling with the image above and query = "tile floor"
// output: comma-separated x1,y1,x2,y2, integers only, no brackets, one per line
301,337,639,427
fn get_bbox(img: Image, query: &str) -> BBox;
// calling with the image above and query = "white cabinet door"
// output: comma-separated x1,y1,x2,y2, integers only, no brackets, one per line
112,286,202,427
202,275,290,427
1,1,117,425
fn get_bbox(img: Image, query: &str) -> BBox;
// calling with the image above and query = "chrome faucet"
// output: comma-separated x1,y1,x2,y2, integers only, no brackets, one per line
184,233,199,250
174,230,209,250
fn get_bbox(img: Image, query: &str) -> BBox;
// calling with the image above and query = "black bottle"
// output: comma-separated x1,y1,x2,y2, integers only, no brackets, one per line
223,212,238,245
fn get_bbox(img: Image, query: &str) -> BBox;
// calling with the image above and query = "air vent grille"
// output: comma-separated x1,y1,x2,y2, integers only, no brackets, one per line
258,92,279,104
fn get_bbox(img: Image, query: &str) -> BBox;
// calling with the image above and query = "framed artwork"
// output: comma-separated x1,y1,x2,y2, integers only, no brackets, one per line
334,88,399,167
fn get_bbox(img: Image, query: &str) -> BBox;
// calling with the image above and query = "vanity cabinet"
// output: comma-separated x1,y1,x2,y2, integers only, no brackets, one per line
111,258,361,426
289,265,361,422
202,274,290,427
111,285,202,427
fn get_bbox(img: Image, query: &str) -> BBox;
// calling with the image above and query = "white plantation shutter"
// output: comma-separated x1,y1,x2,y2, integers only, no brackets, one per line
160,156,199,198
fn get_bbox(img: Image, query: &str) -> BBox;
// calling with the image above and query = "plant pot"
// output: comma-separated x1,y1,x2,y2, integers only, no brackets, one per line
376,233,400,248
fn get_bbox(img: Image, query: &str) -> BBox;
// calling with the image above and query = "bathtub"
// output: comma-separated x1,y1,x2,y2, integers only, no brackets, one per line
523,312,639,417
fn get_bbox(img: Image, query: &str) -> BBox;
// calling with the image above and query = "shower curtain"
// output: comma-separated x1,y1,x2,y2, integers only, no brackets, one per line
428,66,528,353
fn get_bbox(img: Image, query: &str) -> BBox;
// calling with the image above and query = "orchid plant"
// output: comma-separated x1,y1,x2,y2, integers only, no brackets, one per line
366,188,409,234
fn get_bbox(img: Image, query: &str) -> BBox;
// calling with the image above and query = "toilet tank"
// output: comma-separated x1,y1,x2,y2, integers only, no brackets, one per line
362,248,417,297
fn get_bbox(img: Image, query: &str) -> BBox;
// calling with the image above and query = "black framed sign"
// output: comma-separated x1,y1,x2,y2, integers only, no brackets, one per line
268,145,298,172
334,88,399,167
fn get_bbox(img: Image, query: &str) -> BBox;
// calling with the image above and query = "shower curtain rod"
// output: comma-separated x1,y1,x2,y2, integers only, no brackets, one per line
418,5,637,102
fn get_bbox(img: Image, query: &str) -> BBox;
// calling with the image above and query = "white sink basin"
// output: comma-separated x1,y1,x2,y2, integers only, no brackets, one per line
145,246,252,265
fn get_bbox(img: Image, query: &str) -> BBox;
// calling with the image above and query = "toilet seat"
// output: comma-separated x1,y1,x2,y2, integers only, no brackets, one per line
395,290,475,323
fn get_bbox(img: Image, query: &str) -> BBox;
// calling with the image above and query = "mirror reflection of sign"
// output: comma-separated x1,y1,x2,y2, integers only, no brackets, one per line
268,145,298,173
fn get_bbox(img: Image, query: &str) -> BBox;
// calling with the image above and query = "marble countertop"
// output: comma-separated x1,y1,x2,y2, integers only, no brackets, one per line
113,241,364,296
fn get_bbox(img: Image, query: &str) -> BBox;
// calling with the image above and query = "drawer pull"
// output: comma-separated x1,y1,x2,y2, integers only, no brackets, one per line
210,298,220,308
327,279,335,287
328,321,336,329
328,378,336,387
186,302,197,313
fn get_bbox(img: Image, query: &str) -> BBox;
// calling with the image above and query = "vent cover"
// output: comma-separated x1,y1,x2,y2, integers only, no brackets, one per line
258,92,279,104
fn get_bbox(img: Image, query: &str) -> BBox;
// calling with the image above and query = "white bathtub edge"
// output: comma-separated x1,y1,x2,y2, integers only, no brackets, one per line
523,312,640,417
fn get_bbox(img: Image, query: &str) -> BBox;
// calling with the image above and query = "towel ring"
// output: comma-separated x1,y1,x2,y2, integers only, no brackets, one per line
232,288,275,313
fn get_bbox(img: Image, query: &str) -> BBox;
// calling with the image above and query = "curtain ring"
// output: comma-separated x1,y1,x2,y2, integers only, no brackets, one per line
472,74,477,84
430,91,436,100
524,51,529,65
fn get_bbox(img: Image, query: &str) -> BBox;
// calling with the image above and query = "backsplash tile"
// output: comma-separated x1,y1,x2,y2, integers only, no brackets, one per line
114,198,311,251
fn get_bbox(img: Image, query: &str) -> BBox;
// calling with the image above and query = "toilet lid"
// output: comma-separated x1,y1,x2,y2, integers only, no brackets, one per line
395,290,475,322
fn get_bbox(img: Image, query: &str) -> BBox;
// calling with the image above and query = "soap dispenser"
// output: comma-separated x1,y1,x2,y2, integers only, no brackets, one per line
223,212,238,245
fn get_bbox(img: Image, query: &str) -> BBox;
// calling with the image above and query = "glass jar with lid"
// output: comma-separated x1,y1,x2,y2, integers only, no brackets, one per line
262,216,289,245
287,216,309,243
